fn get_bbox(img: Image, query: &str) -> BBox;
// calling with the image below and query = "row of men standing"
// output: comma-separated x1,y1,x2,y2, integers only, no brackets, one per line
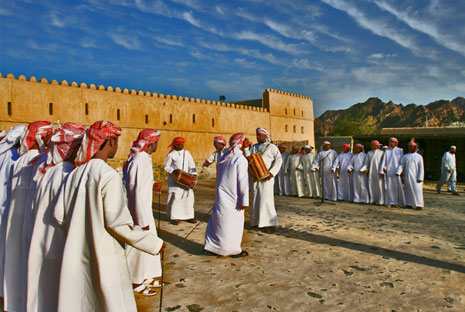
274,138,425,210
0,121,167,311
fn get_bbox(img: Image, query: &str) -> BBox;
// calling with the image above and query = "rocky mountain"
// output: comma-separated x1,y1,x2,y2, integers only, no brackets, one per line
315,97,465,138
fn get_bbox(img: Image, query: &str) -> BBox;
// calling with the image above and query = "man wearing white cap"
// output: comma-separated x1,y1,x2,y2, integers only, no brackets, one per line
203,136,228,176
300,145,320,198
286,146,304,197
245,128,282,233
311,141,337,201
275,144,290,196
380,137,405,206
396,142,424,209
436,146,458,195
361,140,385,205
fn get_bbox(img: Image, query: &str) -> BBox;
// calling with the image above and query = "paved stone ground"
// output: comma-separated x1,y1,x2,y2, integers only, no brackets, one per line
136,179,465,312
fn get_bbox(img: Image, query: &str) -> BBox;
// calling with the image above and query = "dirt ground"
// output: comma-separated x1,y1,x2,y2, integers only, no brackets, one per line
137,179,465,312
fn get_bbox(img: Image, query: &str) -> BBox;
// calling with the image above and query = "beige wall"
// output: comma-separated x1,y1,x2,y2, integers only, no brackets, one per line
0,74,314,172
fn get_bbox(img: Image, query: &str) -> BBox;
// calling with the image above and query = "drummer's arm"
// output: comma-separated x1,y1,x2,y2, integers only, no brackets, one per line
163,154,175,175
187,152,198,176
268,147,283,177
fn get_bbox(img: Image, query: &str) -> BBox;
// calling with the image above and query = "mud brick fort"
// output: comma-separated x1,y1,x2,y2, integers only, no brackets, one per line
0,73,314,176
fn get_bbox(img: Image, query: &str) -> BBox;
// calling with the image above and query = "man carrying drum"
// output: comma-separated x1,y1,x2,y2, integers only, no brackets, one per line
245,128,282,233
164,137,197,225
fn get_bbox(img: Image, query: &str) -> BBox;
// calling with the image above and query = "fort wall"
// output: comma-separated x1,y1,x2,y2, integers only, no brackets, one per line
0,73,314,177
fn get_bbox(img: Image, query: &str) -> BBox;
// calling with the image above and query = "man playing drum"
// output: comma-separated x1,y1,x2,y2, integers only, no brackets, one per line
245,128,282,233
164,137,198,225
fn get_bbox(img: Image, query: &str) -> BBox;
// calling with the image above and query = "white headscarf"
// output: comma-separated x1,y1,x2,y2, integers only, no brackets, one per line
0,125,27,156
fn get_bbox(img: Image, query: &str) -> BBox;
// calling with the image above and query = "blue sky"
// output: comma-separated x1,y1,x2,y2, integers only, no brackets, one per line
1,0,464,116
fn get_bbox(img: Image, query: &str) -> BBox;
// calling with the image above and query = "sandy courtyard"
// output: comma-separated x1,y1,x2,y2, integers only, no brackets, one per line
136,180,465,312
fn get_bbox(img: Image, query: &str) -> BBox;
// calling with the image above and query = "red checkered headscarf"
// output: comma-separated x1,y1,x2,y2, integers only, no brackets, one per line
19,121,53,155
34,123,86,180
168,137,185,152
220,132,245,164
354,143,364,152
75,120,122,165
0,130,6,141
214,136,226,146
256,127,270,143
123,129,161,171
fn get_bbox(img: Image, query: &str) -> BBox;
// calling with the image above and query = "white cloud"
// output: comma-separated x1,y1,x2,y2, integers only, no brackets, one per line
27,40,59,51
233,30,303,55
79,37,99,48
321,0,432,59
153,36,185,47
373,0,465,57
109,32,143,50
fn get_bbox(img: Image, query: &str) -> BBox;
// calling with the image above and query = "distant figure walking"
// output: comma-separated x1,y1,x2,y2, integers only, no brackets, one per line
436,146,459,195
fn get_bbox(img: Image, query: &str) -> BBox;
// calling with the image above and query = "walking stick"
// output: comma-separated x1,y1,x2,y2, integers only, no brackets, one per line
182,206,214,242
154,185,164,312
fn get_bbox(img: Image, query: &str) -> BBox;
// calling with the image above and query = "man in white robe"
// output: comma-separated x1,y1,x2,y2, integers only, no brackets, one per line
164,137,197,225
331,144,353,201
396,142,424,210
27,123,86,312
275,144,291,196
202,136,228,176
286,146,304,197
245,128,282,233
4,121,53,312
380,137,405,206
300,145,320,198
123,129,163,295
311,141,337,201
0,125,26,298
348,144,369,204
204,133,249,257
436,146,458,195
361,140,385,205
54,120,165,312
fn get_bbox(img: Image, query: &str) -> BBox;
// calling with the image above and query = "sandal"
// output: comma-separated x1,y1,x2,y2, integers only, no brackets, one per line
144,278,163,288
133,284,157,296
230,250,249,258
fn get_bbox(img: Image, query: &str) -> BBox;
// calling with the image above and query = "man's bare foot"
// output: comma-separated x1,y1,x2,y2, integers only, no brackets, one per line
452,192,460,196
187,218,197,223
171,220,180,225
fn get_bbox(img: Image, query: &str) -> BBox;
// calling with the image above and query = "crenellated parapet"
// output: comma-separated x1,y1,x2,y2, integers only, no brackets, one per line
265,88,311,101
1,73,268,112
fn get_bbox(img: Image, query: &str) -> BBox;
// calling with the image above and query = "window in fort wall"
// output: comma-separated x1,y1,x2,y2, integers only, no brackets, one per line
117,109,120,121
285,108,287,115
85,103,89,115
294,108,296,116
49,103,53,115
7,102,12,116
212,118,215,127
145,114,148,124
192,114,195,124
301,111,304,117
169,114,173,124
285,125,288,132
301,126,304,134
293,125,296,133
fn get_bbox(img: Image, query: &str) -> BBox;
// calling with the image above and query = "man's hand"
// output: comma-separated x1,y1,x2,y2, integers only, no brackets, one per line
243,138,252,148
363,170,368,174
173,169,180,175
312,169,318,173
296,168,302,171
203,161,211,167
379,173,384,178
157,242,167,255
330,169,335,173
142,225,150,230
383,168,387,173
266,173,273,181
347,169,353,174
237,205,248,210
417,180,423,183
448,169,452,173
